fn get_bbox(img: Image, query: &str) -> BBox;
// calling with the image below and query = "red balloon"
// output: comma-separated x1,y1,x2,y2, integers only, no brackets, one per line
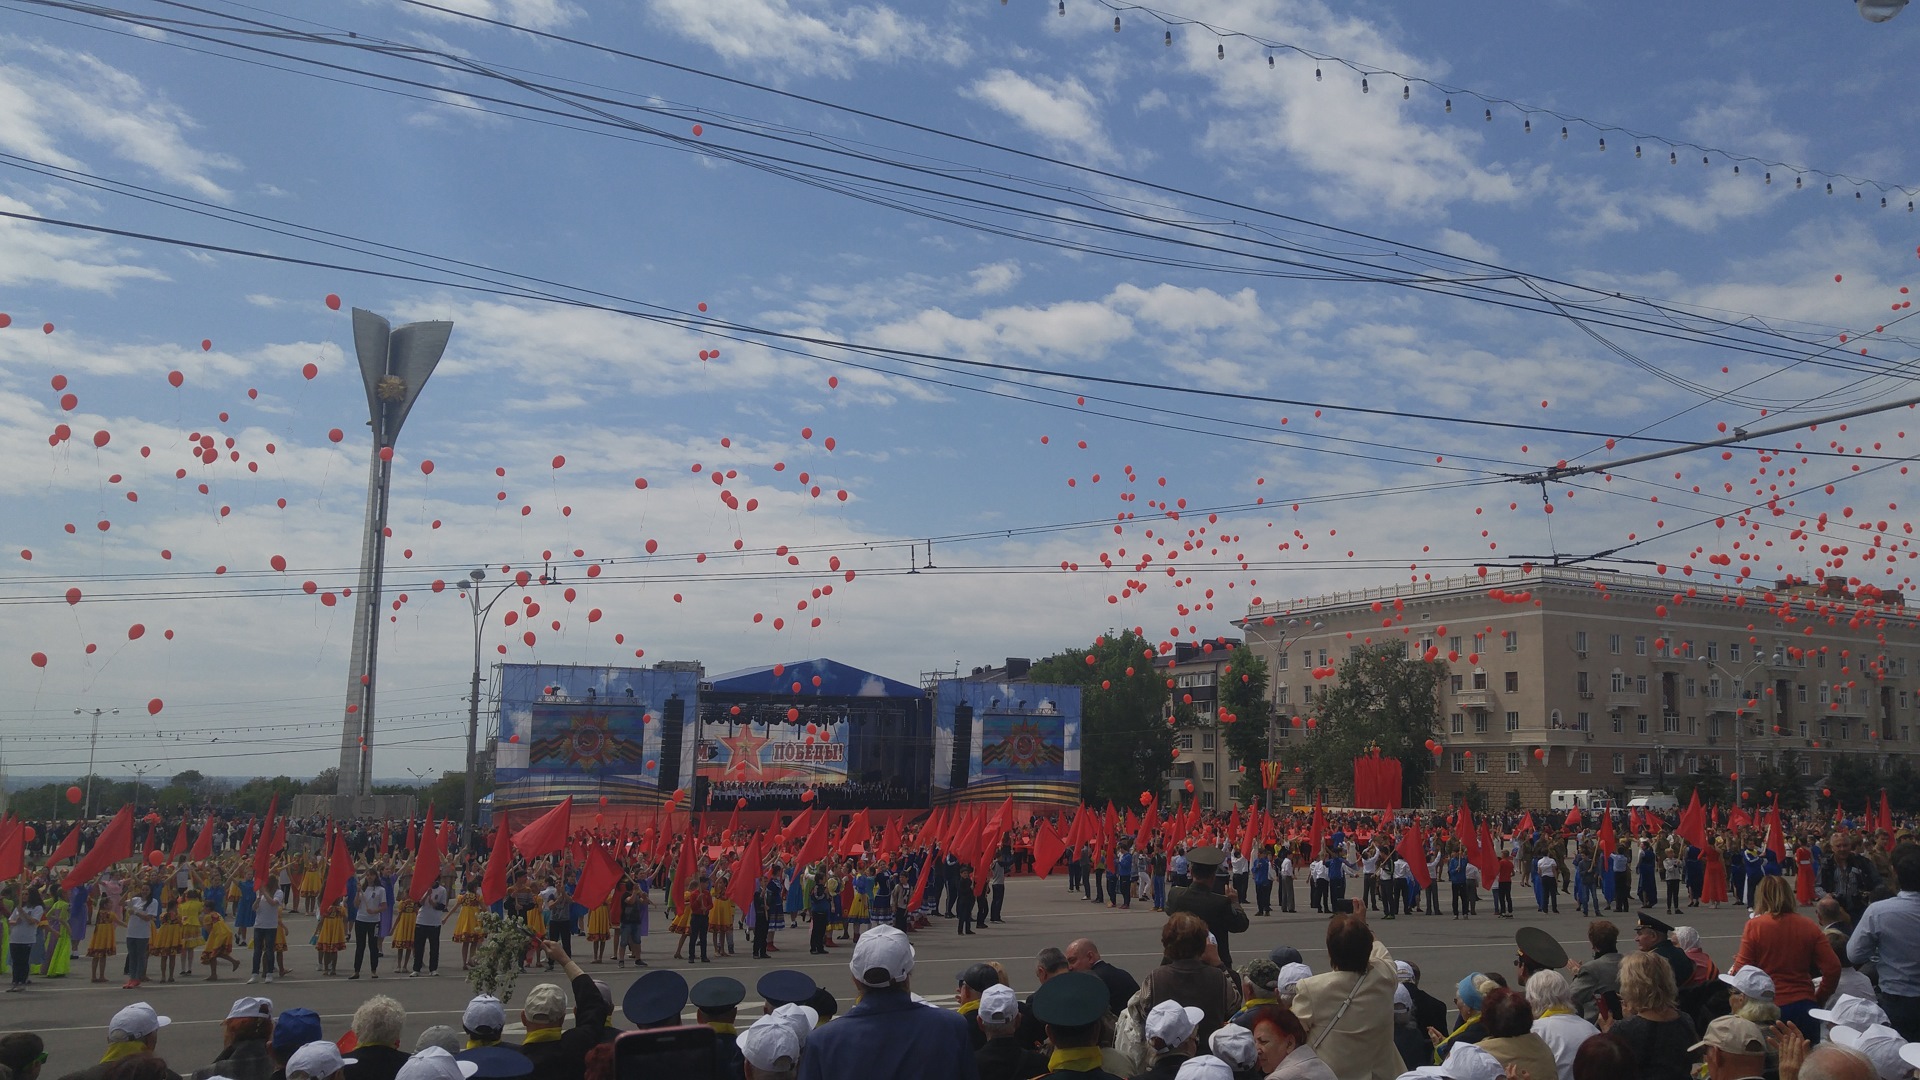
325,294,342,310
328,428,344,443
66,785,82,804
92,430,110,448
200,340,211,352
128,624,145,640
30,651,47,668
147,698,163,715
736,798,747,809
21,826,35,842
420,459,434,475
304,362,320,380
167,370,184,388
146,850,165,866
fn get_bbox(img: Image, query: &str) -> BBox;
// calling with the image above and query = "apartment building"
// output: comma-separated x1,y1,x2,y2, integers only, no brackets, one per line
1157,639,1243,811
1238,566,1919,806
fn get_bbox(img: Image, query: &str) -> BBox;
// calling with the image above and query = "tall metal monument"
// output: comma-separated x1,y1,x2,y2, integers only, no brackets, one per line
335,309,453,812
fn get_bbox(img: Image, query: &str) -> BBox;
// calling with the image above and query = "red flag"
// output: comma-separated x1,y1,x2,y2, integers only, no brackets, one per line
1222,806,1242,856
778,808,813,847
1395,821,1433,890
673,832,699,914
573,841,621,911
793,810,833,870
45,821,83,867
189,812,217,863
1241,807,1264,863
723,800,742,843
1102,801,1118,856
1310,795,1328,858
729,832,764,914
1135,797,1160,850
321,826,354,912
840,809,872,857
167,818,190,860
1881,791,1896,848
480,819,514,907
0,817,22,881
1596,808,1617,856
63,805,135,889
251,795,279,892
1031,822,1065,879
1763,799,1786,863
1476,820,1497,880
511,796,575,859
907,852,932,912
408,808,442,903
1677,790,1707,852
878,815,903,859
238,816,257,854
1517,812,1536,837
920,805,947,849
380,821,391,856
1564,807,1583,831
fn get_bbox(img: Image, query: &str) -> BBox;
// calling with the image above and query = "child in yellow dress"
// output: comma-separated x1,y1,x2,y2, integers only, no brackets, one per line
199,909,240,981
177,892,204,977
710,890,736,958
153,899,183,983
450,889,483,970
87,895,120,984
391,898,419,974
300,856,325,915
586,899,613,963
315,899,346,976
275,920,290,977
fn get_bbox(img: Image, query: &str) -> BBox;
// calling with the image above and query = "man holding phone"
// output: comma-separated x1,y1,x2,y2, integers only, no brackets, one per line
796,925,971,1080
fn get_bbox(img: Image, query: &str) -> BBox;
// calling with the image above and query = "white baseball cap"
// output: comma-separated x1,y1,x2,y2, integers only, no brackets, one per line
1173,1056,1234,1080
772,1002,819,1049
1412,1043,1505,1080
286,1041,356,1080
1276,962,1314,995
395,1047,480,1080
1810,993,1890,1031
1394,984,1414,1012
1718,967,1776,1003
1395,960,1417,983
462,995,506,1031
1207,1024,1255,1069
738,1016,802,1072
849,924,914,987
1146,1000,1203,1049
225,996,273,1021
1829,1024,1908,1080
978,984,1020,1027
522,984,569,1025
109,1003,171,1039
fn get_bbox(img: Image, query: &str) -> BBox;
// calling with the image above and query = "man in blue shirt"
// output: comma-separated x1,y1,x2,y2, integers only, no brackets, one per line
1115,846,1134,910
1849,844,1920,1042
797,925,973,1080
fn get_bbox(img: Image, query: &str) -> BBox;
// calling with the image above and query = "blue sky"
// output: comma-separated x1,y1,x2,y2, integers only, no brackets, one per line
1,0,1916,784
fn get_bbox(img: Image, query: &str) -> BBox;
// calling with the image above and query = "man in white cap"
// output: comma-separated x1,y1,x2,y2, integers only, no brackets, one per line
517,983,570,1068
1141,1001,1204,1080
393,1048,479,1080
977,984,1047,1080
64,1003,178,1080
1687,1016,1767,1080
286,1042,355,1080
461,995,507,1048
190,996,275,1080
1206,1024,1258,1080
739,1016,801,1080
1408,1041,1505,1080
1172,1057,1234,1080
796,925,972,1080
1719,967,1775,1014
1826,1025,1906,1080
1810,994,1892,1037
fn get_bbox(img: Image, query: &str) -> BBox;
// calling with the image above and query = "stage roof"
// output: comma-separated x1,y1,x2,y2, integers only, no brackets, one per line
706,657,925,699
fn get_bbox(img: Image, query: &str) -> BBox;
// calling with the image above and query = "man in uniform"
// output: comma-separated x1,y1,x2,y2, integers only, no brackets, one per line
1164,847,1251,972
1568,919,1623,1023
1514,926,1568,987
757,970,817,1015
1634,912,1694,989
1028,971,1126,1080
693,976,748,1080
622,969,689,1030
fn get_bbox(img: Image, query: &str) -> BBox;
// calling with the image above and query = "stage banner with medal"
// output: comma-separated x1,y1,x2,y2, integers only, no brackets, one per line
932,679,1080,808
492,663,702,811
697,718,852,785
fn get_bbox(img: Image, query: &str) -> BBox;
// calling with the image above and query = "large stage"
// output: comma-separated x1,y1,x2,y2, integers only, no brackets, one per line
488,660,1083,818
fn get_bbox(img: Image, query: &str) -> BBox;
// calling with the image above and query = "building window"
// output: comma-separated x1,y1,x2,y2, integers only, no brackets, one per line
1505,672,1520,693
1635,675,1649,695
1611,714,1623,734
1451,674,1465,693
1275,722,1290,740
1577,711,1590,731
1820,720,1830,740
1820,685,1831,704
1797,684,1808,703
1799,720,1809,738
1637,754,1650,775
1707,641,1719,661
1506,752,1521,774
1611,671,1627,692
1729,643,1742,663
1579,752,1592,774
1275,686,1289,706
1817,651,1826,669
1201,732,1216,751
1840,723,1851,741
1635,635,1648,656
1276,652,1289,671
1317,649,1328,666
1450,635,1463,654
1303,685,1314,704
1452,753,1465,774
1609,634,1622,655
1577,671,1590,695
1178,733,1195,750
1637,714,1650,735
1506,711,1521,732
1685,677,1697,698
1473,671,1488,690
1504,631,1518,652
1613,753,1626,774
1474,713,1489,734
1451,712,1465,735
1475,755,1488,774
1664,713,1680,734
1202,791,1215,811
1201,762,1215,780
1576,630,1590,655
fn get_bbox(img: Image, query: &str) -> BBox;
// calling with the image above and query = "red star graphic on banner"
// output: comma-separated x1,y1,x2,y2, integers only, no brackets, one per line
721,726,772,780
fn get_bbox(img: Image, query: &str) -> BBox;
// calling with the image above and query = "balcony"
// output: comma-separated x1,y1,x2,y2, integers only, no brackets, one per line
1455,689,1492,708
1606,690,1644,710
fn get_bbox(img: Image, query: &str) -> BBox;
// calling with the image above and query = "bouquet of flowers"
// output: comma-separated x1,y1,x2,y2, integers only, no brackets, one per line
466,910,533,1004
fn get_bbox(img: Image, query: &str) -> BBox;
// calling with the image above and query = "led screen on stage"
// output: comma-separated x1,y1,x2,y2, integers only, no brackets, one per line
933,679,1081,807
528,705,650,773
979,712,1067,779
699,719,851,785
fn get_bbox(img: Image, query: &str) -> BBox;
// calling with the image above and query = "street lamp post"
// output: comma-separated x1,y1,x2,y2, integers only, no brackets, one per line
1253,618,1323,816
1697,651,1784,805
123,763,158,822
463,569,517,854
74,707,120,819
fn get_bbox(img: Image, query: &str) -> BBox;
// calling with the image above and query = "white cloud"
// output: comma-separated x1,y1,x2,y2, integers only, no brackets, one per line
967,261,1023,296
390,0,579,30
867,299,1134,360
1108,283,1268,335
0,194,168,292
965,69,1115,162
0,43,239,200
648,0,967,80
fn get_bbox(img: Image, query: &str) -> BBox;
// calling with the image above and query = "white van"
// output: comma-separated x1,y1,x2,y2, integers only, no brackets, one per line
1550,789,1611,811
1627,794,1678,812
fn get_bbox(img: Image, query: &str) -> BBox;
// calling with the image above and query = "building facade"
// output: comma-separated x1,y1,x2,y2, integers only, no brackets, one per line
1158,640,1244,812
1239,566,1920,807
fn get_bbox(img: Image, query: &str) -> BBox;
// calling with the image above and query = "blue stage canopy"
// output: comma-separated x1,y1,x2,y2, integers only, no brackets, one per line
706,657,925,699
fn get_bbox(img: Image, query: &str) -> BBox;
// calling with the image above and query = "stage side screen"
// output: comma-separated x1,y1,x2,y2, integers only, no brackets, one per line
932,680,1080,808
493,663,702,810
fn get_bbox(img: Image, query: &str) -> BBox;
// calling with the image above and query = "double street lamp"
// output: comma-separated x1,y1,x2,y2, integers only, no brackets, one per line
74,707,120,819
1696,650,1784,805
1254,617,1323,815
462,568,519,854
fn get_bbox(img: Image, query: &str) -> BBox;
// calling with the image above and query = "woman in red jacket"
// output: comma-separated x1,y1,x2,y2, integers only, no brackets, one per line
1727,875,1840,1041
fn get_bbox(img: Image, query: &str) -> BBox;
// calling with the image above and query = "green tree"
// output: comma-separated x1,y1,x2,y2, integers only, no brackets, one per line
422,770,493,818
1218,648,1273,806
305,767,340,796
1825,754,1881,815
229,776,303,814
1460,781,1489,814
1294,641,1447,805
1030,629,1186,808
1674,762,1729,809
